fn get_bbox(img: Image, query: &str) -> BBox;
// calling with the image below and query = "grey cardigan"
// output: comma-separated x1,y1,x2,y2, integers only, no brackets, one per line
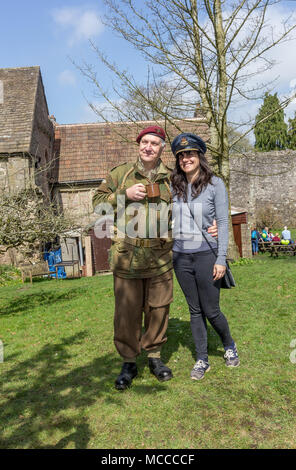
172,176,229,266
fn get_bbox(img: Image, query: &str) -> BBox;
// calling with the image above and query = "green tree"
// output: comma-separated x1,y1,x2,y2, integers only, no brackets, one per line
254,93,288,151
288,112,296,150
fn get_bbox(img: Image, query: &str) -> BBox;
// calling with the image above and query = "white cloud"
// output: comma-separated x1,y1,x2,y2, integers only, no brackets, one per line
81,100,121,123
81,103,99,123
58,70,77,86
52,7,104,45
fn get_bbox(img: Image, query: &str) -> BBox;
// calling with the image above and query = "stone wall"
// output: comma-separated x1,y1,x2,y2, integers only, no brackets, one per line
240,223,252,259
229,150,296,229
30,75,55,200
0,67,38,154
0,155,31,191
0,67,55,198
55,186,97,228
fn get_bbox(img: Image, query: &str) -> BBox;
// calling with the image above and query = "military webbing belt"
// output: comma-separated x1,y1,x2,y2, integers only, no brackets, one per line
114,235,172,248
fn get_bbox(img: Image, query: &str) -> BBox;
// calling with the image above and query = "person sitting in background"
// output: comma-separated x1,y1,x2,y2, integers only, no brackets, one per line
261,228,268,242
268,229,274,239
281,226,291,243
262,227,272,242
272,233,281,243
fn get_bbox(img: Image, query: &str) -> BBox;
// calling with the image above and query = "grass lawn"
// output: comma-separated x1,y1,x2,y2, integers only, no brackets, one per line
0,253,296,449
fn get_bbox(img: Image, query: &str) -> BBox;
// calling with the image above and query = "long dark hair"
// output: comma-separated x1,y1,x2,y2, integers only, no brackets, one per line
171,151,214,201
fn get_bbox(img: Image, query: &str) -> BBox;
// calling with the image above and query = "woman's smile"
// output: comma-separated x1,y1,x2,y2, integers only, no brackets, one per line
178,150,200,180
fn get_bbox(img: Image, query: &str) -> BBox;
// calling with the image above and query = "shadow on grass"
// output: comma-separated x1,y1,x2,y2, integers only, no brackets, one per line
21,277,83,284
0,331,171,449
0,287,87,317
164,317,225,362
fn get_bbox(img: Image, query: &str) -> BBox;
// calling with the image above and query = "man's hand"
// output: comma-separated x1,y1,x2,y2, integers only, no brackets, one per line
208,219,218,238
126,184,147,201
213,264,226,281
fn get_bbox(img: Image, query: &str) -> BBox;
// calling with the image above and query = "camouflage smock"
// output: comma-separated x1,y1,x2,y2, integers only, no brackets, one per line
92,159,173,279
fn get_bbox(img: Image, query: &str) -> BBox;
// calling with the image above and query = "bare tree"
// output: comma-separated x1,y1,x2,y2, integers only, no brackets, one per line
256,203,282,229
0,155,77,258
228,125,254,154
116,79,192,121
79,0,296,257
81,1,296,174
0,186,75,255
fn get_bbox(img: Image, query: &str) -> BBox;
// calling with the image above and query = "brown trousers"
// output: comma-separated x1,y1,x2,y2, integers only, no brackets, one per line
113,270,173,359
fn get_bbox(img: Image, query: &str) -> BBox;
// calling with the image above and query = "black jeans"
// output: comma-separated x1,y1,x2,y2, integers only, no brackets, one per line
173,250,234,362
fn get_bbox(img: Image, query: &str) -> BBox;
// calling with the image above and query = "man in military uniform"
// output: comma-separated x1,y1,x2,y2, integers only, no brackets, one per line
93,126,174,390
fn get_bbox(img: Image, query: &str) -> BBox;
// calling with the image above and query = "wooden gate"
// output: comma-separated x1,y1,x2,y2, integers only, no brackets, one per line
232,223,242,257
89,229,111,272
231,211,248,258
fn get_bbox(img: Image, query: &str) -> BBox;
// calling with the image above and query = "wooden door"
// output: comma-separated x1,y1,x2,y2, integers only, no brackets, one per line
232,224,242,257
89,229,112,272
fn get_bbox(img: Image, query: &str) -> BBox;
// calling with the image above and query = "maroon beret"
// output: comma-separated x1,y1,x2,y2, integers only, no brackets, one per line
136,126,166,143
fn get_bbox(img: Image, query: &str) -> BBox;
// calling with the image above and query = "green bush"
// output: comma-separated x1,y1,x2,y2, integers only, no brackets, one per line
0,265,21,286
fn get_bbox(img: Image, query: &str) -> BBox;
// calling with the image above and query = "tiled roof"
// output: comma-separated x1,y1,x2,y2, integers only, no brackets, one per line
55,119,209,183
0,66,44,154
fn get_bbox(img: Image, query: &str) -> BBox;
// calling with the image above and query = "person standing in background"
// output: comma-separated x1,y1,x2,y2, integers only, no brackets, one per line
251,227,259,255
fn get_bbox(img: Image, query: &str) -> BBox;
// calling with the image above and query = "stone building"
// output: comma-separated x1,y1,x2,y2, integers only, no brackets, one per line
0,66,56,264
0,66,55,197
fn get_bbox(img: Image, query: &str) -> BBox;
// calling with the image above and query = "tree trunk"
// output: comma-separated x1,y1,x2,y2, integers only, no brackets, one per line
210,124,240,260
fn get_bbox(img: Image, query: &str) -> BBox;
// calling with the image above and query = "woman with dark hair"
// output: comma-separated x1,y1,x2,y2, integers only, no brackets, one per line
171,133,239,380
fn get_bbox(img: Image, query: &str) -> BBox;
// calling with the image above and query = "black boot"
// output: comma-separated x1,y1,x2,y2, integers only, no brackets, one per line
115,362,138,390
148,358,173,382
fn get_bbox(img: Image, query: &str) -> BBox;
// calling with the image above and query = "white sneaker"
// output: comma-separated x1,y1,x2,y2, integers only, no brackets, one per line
190,360,211,380
224,344,240,367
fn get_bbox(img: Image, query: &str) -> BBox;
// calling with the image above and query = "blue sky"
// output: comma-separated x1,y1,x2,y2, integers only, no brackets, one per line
1,0,146,124
1,1,296,126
